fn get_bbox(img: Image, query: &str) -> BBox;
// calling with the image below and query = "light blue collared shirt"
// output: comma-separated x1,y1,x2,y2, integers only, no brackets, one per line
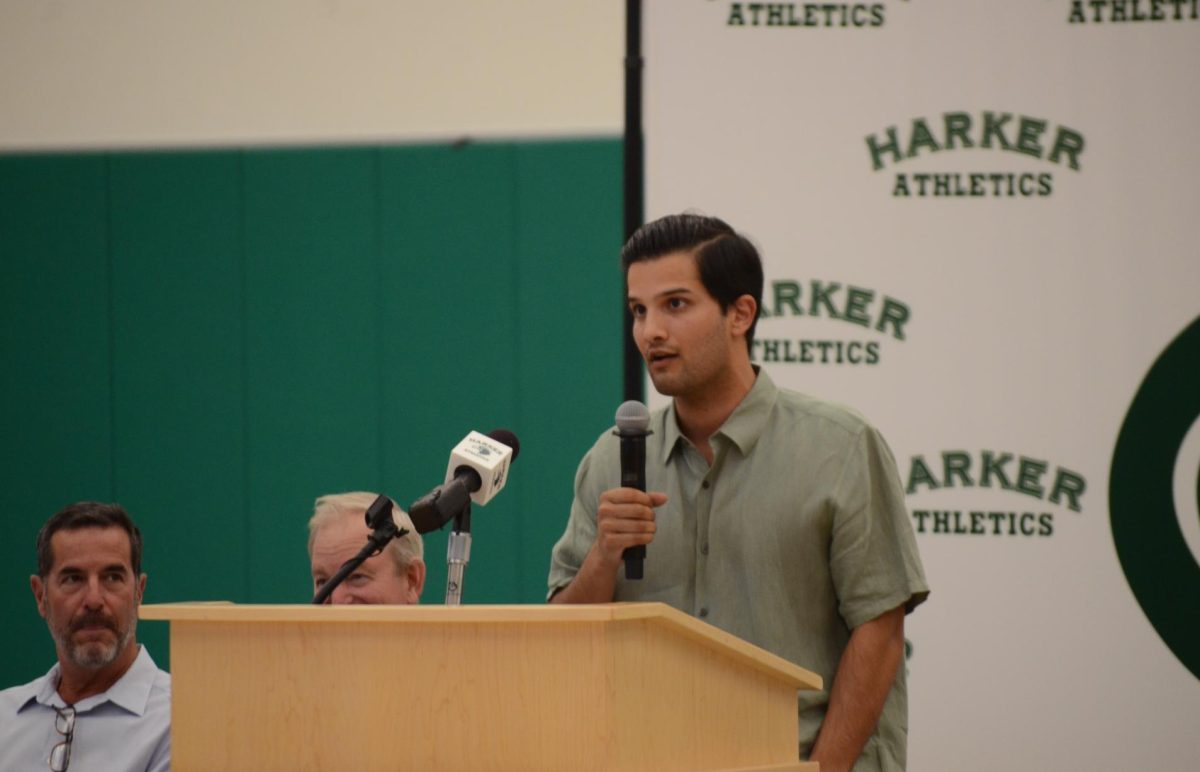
0,644,171,772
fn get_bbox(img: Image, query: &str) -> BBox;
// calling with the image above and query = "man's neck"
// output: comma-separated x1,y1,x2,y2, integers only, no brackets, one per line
673,359,757,464
56,642,139,705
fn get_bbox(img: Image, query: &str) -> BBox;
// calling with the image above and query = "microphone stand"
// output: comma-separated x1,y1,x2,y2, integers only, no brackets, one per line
312,495,408,605
445,503,472,606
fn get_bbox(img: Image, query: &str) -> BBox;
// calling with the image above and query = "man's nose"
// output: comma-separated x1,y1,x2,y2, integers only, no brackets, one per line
330,586,357,605
82,577,105,608
640,309,667,342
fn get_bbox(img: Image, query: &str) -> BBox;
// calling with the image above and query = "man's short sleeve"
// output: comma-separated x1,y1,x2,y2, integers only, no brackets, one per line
828,423,930,629
546,436,612,600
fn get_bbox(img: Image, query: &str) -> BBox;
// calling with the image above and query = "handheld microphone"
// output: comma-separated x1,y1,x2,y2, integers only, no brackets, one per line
614,401,652,580
409,429,520,534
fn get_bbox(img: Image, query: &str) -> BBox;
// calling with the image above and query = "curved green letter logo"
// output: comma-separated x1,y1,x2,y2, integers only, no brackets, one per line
1110,315,1200,679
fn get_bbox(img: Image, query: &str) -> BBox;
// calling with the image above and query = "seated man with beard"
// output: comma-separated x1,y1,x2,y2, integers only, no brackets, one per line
0,502,170,772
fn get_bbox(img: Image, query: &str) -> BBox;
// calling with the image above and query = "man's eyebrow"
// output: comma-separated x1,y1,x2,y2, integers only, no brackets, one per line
58,563,129,575
628,287,695,303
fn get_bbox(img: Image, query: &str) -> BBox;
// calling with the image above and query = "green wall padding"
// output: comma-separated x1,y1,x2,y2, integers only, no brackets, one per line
0,139,623,687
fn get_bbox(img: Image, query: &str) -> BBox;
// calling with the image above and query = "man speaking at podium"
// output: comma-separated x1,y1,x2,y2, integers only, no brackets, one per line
547,214,929,772
309,492,426,605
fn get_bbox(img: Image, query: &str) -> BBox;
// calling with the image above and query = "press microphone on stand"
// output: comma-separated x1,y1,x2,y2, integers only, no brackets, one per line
408,429,520,534
407,428,520,606
614,401,652,580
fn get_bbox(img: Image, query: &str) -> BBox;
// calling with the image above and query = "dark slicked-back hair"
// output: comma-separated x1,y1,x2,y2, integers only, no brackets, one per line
620,213,764,351
36,501,143,578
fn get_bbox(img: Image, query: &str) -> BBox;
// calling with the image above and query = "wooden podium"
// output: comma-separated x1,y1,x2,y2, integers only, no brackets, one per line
140,603,821,771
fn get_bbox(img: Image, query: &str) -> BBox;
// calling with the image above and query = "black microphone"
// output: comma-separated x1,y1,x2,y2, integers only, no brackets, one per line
408,429,520,534
614,401,652,580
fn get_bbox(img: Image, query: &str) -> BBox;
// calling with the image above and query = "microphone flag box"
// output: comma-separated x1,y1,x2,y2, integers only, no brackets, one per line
446,431,514,506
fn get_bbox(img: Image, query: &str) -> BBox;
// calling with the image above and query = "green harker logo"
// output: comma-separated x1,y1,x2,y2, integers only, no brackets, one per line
1110,316,1200,680
865,111,1085,198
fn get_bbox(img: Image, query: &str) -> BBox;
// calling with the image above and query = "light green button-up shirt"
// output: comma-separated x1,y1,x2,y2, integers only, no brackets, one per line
549,369,929,771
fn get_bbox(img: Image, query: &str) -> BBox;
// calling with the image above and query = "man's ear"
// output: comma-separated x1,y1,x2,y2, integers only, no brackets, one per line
406,559,427,604
728,294,758,338
30,575,47,619
136,573,147,604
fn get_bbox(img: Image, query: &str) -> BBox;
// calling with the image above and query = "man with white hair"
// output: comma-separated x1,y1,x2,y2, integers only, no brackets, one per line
308,492,426,605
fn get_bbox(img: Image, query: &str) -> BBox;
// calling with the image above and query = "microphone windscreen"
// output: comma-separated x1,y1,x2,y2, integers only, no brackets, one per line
615,400,651,434
487,429,520,461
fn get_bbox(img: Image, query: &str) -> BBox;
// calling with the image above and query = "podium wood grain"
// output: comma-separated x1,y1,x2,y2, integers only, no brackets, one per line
141,603,820,771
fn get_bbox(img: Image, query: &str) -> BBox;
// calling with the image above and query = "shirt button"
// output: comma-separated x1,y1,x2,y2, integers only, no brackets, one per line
699,607,709,618
701,480,710,489
700,543,709,556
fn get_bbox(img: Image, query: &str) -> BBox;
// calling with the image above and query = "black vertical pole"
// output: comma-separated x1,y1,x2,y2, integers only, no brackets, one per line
623,0,645,404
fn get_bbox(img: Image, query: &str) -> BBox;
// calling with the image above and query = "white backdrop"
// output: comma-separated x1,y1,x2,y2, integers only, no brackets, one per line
0,0,622,149
645,2,1200,769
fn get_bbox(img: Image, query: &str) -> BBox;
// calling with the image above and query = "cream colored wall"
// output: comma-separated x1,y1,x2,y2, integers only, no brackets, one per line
0,0,623,150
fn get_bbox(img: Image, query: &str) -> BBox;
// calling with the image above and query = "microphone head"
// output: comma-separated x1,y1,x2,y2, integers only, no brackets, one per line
615,400,651,435
487,428,520,461
445,430,517,506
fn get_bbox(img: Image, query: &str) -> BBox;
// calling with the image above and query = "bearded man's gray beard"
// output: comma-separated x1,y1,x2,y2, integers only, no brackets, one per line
64,626,134,668
50,610,138,669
